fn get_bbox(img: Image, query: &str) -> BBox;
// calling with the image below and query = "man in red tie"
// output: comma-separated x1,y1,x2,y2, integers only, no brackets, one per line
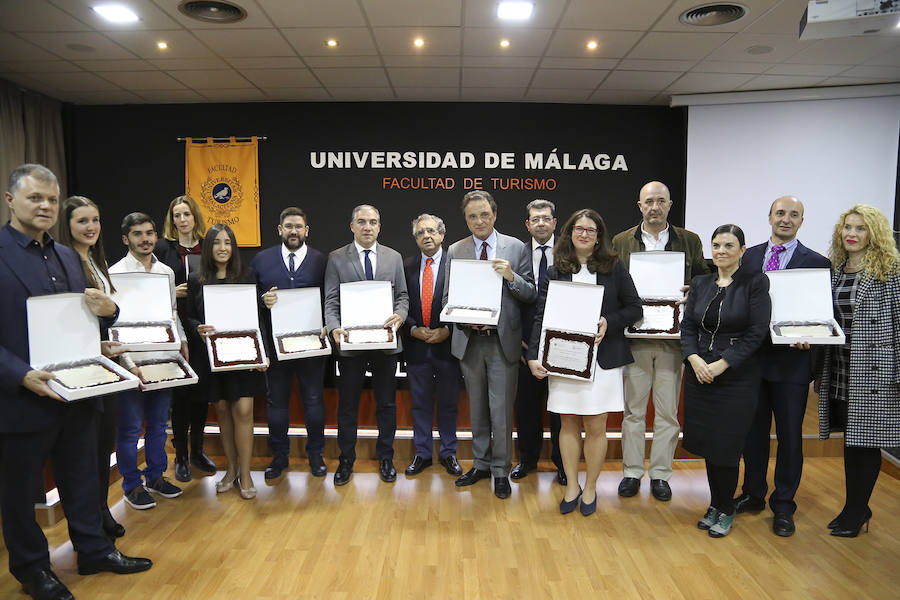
401,214,462,476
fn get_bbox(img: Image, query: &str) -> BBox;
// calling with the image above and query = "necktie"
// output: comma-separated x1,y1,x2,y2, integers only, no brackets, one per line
288,252,296,273
363,249,374,280
538,245,548,291
765,245,785,271
422,257,434,328
479,241,488,260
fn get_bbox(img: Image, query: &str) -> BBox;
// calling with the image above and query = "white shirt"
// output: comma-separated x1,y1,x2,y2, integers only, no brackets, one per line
281,242,308,272
418,247,443,295
531,235,554,280
354,240,378,275
640,222,669,251
472,230,497,260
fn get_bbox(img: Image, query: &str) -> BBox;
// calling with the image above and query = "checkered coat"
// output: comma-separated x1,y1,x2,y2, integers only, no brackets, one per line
818,267,900,447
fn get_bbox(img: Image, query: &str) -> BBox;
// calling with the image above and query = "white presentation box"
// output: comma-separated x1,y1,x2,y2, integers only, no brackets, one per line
27,293,139,401
203,284,269,371
626,251,685,340
338,280,397,350
270,287,332,360
109,272,180,351
767,268,845,345
131,351,198,391
538,281,605,381
440,259,503,326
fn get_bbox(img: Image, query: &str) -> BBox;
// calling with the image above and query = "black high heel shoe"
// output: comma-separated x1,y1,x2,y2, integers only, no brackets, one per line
559,488,582,514
830,515,871,538
828,507,871,530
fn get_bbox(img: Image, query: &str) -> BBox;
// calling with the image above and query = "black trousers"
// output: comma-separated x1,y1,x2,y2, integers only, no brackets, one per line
337,352,398,462
96,394,118,512
515,362,562,470
265,357,326,458
171,391,209,456
1,402,113,582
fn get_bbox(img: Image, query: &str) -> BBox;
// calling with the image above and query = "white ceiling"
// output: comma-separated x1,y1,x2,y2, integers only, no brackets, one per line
0,0,898,105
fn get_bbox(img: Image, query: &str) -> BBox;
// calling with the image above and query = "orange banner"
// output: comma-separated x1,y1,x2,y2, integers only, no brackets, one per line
185,136,260,247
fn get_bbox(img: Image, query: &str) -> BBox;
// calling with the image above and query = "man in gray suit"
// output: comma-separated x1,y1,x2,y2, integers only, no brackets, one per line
324,204,409,487
443,190,537,499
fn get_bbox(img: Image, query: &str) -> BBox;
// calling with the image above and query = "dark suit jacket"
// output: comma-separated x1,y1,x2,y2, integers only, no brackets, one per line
250,244,327,362
0,224,111,433
402,251,452,363
526,261,643,369
740,241,831,384
154,238,187,285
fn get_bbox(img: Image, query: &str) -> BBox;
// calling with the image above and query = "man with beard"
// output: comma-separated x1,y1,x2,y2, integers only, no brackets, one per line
252,207,328,479
109,213,188,509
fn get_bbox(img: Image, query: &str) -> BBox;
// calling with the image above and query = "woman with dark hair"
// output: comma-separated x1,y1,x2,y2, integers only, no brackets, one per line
527,209,642,515
59,195,124,538
155,195,215,482
184,224,266,499
818,204,900,537
681,224,771,538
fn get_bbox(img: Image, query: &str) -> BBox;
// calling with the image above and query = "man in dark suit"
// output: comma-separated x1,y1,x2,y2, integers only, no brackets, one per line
734,195,831,537
402,214,461,477
324,204,409,486
444,190,537,499
511,199,565,485
0,164,151,600
252,207,328,480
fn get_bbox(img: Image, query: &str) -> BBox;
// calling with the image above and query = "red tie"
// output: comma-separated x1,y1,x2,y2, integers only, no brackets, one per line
422,257,434,327
479,242,488,260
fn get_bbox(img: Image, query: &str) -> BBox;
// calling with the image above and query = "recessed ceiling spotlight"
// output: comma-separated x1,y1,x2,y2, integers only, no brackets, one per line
499,39,510,48
497,1,534,21
679,3,747,27
157,41,168,50
326,39,338,48
413,38,425,48
178,0,247,24
586,40,598,50
92,3,139,23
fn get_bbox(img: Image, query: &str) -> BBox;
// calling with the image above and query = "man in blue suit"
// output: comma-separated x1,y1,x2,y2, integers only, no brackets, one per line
734,196,830,537
0,164,151,600
252,207,328,480
401,214,461,477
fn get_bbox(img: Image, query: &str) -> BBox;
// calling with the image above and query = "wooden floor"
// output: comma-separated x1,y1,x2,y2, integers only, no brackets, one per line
2,456,898,599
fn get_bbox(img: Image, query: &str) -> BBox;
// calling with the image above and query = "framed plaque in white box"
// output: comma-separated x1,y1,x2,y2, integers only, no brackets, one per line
203,284,268,371
27,293,140,401
270,287,331,360
538,281,605,381
131,351,198,391
339,280,397,351
109,272,180,351
767,268,845,345
439,259,502,325
625,251,684,339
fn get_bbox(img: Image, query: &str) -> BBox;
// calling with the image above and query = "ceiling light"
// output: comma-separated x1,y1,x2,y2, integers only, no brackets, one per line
326,39,338,48
92,3,139,23
497,1,533,21
178,0,247,24
157,41,168,49
745,44,772,55
413,38,425,48
586,40,598,50
499,39,510,48
679,3,747,27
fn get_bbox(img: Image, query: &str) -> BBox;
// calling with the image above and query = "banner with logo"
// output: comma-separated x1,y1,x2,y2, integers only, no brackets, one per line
185,136,260,246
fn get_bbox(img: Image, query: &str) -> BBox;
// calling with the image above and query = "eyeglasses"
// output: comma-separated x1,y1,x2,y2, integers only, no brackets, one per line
529,215,554,224
573,226,598,236
414,227,439,237
281,224,307,231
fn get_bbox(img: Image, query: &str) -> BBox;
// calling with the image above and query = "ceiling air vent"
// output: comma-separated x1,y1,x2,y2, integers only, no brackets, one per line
679,3,747,26
178,1,247,24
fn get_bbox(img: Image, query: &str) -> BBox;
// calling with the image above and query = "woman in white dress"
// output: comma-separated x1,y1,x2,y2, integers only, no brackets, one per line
528,209,642,515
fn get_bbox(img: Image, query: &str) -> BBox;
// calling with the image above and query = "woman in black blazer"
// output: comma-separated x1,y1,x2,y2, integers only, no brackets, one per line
681,224,770,538
527,209,642,516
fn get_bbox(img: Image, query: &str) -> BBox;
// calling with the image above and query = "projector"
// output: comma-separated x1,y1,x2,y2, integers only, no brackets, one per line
800,0,900,39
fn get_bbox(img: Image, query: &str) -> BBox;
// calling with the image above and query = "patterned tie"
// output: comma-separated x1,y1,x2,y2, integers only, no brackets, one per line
288,252,296,274
538,245,548,291
363,249,374,280
479,241,488,260
422,257,434,327
765,245,785,271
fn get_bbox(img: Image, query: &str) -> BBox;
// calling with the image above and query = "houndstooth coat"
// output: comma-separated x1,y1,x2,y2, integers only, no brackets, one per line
818,265,900,447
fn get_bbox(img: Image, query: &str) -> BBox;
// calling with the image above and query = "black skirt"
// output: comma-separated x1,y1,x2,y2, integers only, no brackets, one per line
206,368,266,403
682,353,761,466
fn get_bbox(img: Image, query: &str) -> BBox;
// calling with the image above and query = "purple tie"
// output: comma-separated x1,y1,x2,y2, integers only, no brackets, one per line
765,245,785,271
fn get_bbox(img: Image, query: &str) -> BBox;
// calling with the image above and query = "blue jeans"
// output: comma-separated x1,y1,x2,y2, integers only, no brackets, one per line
117,388,171,493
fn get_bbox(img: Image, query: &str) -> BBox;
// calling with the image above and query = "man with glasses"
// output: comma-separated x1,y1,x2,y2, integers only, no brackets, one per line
511,199,566,485
401,214,461,477
324,204,408,486
612,181,708,502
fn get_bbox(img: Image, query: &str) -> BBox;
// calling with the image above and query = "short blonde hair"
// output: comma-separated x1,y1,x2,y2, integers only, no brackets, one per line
163,195,206,242
828,204,899,282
